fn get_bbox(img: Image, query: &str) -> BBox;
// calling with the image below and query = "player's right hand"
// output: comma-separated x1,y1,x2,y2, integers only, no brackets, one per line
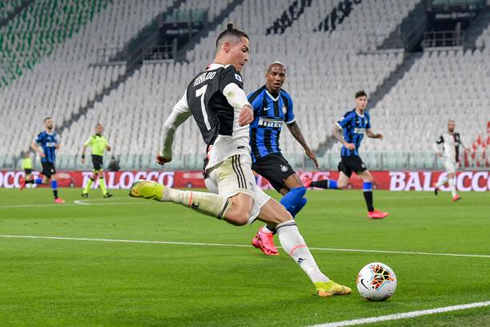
39,152,45,158
156,155,171,166
345,143,356,150
238,105,254,126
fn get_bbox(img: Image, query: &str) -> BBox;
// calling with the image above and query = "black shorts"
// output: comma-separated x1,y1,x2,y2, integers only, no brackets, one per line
252,153,295,192
92,155,104,171
24,169,32,175
41,162,56,178
338,156,367,178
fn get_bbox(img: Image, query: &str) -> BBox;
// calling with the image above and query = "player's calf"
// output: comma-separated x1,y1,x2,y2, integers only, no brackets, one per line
129,180,242,222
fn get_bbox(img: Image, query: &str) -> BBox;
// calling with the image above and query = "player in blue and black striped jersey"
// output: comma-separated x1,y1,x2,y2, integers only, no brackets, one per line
20,117,65,203
305,91,388,219
249,62,319,255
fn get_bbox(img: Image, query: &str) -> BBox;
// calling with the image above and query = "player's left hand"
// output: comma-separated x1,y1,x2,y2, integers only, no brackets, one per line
306,150,319,168
238,105,254,126
156,155,171,166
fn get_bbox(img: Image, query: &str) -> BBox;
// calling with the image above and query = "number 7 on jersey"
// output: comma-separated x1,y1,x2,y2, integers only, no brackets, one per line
196,85,211,131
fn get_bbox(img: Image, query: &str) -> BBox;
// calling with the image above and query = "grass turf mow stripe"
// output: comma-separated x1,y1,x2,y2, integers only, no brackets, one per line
0,234,489,259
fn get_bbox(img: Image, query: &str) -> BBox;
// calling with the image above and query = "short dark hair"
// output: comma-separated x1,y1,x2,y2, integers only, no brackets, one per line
44,117,52,122
355,90,368,98
267,61,286,73
216,23,249,48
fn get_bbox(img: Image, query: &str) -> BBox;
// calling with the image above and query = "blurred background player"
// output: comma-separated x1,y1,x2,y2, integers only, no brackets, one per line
81,123,113,198
108,155,120,172
128,23,351,297
20,117,64,203
304,91,388,219
20,152,33,189
433,119,468,202
248,61,318,256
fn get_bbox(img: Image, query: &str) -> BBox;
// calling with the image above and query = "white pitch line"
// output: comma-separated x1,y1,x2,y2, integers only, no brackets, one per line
0,201,149,208
0,235,489,259
307,246,490,259
0,234,250,248
309,300,490,327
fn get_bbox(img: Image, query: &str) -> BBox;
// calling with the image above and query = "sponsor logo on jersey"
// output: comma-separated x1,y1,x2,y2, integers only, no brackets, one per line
354,128,366,134
45,142,57,147
258,118,282,128
193,72,216,86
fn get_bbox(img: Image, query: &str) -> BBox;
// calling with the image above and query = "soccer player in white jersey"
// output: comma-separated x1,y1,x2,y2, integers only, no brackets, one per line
128,23,350,297
433,120,468,202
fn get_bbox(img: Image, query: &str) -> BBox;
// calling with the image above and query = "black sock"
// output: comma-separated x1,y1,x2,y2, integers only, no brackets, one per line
363,191,374,212
266,225,277,235
310,180,329,189
25,180,34,184
53,190,58,199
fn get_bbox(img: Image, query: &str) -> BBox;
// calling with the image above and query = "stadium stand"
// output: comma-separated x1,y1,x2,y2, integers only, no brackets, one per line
0,0,489,171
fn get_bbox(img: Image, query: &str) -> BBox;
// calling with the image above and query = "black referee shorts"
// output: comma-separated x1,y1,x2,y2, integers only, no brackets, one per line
41,161,56,178
92,155,104,172
252,153,296,192
338,155,367,178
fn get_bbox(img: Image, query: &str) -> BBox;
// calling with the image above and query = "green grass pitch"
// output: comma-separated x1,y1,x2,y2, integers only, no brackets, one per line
0,188,489,326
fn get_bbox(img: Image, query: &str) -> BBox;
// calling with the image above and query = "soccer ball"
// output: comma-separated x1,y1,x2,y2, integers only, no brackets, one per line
356,262,397,301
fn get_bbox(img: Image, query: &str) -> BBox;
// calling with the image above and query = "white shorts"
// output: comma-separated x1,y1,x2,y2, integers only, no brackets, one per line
204,154,271,224
443,159,459,174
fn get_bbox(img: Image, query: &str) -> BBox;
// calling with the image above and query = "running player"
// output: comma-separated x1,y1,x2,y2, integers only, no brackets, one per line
433,120,468,202
81,123,113,198
248,62,318,256
304,91,388,219
128,23,350,297
20,117,65,203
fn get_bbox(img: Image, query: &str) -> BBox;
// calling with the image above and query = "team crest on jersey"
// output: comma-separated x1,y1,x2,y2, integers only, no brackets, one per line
280,164,289,173
282,105,287,115
234,74,242,82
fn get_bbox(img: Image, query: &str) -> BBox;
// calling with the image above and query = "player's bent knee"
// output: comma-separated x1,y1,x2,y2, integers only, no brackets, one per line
225,210,250,226
291,186,306,198
337,183,348,190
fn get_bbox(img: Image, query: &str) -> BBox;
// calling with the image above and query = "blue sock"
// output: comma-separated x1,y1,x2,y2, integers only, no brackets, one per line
289,197,307,217
51,180,59,199
35,178,43,185
310,179,338,189
363,182,372,191
363,182,374,212
280,187,307,218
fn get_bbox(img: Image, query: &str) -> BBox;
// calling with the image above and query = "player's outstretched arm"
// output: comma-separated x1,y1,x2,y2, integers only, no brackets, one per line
433,136,444,157
81,144,88,163
333,124,355,150
158,93,192,165
366,129,383,139
31,140,45,158
286,121,319,168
